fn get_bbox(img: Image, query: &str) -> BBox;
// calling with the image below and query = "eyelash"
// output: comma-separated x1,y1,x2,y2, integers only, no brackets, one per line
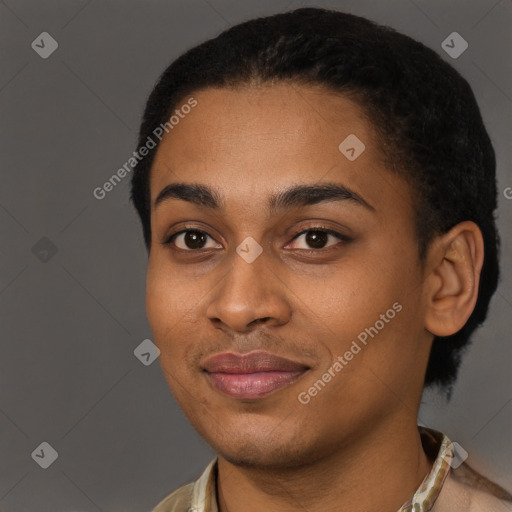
162,225,350,253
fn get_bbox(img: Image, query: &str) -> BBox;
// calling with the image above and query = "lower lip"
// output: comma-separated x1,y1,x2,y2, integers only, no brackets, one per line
206,371,305,399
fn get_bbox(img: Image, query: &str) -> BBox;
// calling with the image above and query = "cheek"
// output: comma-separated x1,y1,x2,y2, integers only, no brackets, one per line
146,263,172,335
300,242,423,371
145,262,199,397
145,259,193,350
294,257,399,331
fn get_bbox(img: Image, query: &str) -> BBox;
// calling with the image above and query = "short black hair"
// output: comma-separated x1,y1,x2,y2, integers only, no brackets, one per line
130,7,499,392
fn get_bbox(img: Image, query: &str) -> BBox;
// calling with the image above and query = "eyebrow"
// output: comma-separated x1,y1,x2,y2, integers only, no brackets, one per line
153,182,375,213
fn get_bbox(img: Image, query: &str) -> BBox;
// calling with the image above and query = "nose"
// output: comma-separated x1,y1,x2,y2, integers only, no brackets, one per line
206,248,291,333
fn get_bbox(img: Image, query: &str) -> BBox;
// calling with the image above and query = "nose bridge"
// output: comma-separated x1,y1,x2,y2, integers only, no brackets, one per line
221,246,271,310
206,242,290,332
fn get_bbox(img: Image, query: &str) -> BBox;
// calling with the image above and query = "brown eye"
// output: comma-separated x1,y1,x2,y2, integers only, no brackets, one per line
184,231,207,249
287,228,346,250
167,230,221,251
304,230,329,249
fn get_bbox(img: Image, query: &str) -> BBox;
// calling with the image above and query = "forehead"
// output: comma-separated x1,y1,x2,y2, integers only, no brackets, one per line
149,84,409,216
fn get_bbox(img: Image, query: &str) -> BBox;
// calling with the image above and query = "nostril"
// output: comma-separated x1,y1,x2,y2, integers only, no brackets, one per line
250,317,271,326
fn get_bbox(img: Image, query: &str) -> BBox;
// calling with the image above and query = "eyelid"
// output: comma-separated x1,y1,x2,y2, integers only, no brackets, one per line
285,225,350,250
291,226,348,240
162,227,221,249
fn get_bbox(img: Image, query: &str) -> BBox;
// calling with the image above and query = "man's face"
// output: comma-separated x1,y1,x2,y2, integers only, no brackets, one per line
146,84,433,468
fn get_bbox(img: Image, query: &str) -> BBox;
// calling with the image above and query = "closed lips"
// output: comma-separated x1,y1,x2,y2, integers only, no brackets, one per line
202,351,309,400
202,351,309,374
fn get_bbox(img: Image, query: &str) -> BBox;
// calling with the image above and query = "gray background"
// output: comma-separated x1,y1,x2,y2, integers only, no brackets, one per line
0,0,510,511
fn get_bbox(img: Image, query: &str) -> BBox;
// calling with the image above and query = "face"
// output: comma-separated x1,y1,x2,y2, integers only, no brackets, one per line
146,83,433,469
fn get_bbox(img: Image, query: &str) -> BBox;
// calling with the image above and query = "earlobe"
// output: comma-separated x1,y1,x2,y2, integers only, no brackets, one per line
424,221,484,338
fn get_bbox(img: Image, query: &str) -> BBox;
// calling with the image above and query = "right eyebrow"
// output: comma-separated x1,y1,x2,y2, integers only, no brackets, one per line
153,183,224,211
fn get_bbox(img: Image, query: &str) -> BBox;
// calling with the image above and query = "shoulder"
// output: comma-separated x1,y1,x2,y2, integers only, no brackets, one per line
436,462,512,512
151,482,194,512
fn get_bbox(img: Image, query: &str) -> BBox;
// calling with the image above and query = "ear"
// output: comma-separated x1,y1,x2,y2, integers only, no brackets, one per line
423,221,484,337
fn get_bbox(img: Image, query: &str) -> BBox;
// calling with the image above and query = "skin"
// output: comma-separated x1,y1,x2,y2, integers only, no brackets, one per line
145,83,484,512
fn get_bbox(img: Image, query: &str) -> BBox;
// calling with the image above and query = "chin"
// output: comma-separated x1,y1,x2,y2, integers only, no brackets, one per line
217,438,325,470
197,415,322,470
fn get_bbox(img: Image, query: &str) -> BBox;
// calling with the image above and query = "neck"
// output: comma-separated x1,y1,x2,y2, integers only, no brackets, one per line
216,417,432,512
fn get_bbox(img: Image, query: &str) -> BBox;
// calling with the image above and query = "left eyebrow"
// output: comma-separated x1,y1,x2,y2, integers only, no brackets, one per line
152,182,374,213
268,183,375,214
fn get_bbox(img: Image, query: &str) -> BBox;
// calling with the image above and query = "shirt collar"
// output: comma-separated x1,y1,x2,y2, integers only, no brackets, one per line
398,427,454,511
188,459,218,512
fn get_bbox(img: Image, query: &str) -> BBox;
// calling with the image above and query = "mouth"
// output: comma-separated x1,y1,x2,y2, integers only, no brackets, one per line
202,351,310,400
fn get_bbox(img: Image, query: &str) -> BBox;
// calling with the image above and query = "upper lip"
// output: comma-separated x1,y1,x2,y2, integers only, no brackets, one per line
202,351,309,374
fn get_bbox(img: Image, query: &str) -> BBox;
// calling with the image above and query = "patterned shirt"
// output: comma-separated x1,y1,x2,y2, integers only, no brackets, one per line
152,427,512,512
